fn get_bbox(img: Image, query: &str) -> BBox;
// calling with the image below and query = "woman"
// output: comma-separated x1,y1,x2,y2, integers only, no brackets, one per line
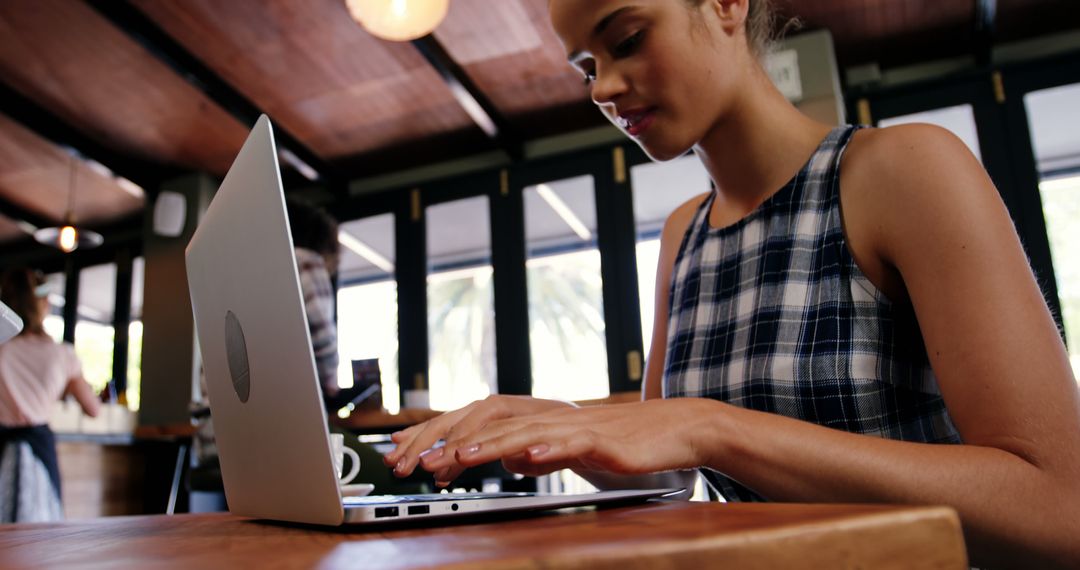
0,269,99,522
384,0,1080,566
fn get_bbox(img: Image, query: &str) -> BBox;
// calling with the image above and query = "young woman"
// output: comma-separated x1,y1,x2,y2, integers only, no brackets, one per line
0,269,99,522
384,1,1080,566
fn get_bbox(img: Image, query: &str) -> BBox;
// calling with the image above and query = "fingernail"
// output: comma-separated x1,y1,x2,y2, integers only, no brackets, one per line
459,444,480,457
391,431,403,439
527,444,549,458
419,447,444,460
435,480,449,488
395,458,407,474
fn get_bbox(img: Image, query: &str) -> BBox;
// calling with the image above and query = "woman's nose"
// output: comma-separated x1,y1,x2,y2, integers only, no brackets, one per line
590,66,628,106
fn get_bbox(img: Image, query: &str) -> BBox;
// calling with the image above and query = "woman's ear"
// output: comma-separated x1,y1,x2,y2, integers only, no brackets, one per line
708,0,750,34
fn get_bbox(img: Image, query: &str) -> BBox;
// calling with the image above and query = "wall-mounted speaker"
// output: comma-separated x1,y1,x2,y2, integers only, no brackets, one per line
153,191,187,238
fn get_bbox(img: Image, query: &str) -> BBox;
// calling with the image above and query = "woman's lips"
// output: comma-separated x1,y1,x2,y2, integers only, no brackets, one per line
618,108,656,137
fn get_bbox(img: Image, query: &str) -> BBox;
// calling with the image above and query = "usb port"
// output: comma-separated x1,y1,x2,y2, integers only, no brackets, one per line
374,507,399,519
407,505,430,516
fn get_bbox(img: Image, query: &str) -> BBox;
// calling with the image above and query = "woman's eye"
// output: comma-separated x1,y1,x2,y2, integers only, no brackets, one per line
583,72,596,86
613,31,644,58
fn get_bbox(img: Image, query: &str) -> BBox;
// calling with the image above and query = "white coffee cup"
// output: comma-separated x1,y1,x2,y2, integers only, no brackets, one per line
403,389,430,410
330,433,361,485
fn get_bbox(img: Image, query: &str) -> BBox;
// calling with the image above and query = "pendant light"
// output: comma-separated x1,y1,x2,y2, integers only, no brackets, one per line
345,0,449,42
34,154,103,253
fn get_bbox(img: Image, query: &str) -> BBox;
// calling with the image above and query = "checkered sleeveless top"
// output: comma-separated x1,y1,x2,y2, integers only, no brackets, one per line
662,125,962,502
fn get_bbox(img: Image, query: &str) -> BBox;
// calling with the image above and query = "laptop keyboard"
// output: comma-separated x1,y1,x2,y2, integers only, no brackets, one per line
344,492,534,505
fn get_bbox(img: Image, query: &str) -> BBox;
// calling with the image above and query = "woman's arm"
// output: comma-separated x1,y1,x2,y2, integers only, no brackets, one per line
64,376,100,418
748,123,1080,568
570,193,709,495
448,125,1080,568
389,194,709,491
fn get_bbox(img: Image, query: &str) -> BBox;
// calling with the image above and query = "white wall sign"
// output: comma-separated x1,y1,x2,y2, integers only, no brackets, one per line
766,49,803,103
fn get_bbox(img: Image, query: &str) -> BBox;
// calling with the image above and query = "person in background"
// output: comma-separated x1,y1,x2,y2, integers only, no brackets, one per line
286,197,341,405
0,268,99,522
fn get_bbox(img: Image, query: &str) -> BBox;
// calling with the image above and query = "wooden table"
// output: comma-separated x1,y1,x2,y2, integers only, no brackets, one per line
0,501,967,569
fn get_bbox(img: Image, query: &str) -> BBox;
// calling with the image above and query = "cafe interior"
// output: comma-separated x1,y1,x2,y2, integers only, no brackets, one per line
0,0,1078,567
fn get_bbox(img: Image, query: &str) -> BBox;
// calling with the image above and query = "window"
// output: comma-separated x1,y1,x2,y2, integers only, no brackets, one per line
73,263,117,396
337,214,400,413
630,155,713,361
524,175,609,401
1024,82,1080,377
426,196,496,411
126,258,144,411
42,272,65,343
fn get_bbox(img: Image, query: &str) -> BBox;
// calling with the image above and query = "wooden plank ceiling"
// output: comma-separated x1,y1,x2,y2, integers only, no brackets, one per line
0,0,1078,248
131,0,479,161
434,0,603,138
0,0,248,176
0,113,143,227
781,0,976,68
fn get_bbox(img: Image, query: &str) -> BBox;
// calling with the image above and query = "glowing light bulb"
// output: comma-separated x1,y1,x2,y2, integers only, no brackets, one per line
59,225,78,252
392,0,407,19
345,0,449,42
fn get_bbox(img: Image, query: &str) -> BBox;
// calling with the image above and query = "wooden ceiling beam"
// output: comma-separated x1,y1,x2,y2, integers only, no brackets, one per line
412,35,524,161
0,195,50,235
85,0,345,193
0,80,171,196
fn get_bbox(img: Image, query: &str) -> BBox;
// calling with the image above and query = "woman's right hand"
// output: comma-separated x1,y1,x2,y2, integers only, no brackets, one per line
381,395,573,484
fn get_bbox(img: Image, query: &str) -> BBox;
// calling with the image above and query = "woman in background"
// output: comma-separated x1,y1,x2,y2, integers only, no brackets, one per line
0,268,99,522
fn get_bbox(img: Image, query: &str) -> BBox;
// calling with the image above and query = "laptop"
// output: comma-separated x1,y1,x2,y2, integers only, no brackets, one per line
185,115,679,526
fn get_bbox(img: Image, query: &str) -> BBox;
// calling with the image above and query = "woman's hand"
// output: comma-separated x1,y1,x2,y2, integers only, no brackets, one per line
382,395,574,482
417,398,722,486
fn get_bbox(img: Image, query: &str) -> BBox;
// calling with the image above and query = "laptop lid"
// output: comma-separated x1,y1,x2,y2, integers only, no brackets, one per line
186,115,346,526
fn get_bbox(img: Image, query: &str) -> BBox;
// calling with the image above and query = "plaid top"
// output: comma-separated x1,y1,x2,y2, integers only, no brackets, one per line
296,248,339,398
662,125,962,502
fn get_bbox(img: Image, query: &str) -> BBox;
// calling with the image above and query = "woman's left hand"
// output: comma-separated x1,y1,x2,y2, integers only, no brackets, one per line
418,398,722,485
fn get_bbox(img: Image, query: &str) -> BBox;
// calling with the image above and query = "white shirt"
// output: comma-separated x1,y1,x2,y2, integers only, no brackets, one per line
0,334,82,426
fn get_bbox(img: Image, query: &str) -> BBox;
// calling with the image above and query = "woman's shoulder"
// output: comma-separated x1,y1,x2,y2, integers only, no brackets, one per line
841,123,993,222
840,122,1006,271
844,123,981,189
4,333,57,346
0,334,69,364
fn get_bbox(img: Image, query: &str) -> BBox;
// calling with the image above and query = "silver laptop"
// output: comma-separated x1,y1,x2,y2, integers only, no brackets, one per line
185,115,677,526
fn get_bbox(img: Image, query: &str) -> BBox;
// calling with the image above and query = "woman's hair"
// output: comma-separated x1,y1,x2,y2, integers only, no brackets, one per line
285,198,340,258
745,0,780,57
687,0,785,59
0,268,47,336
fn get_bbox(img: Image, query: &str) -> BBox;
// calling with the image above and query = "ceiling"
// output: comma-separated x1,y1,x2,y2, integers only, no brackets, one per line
1,0,1078,250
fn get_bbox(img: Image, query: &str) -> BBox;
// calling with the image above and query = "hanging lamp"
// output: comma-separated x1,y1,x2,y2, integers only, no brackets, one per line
33,154,103,253
345,0,449,41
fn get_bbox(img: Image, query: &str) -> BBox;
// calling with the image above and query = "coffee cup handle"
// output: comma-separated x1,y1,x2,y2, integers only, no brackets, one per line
340,446,361,485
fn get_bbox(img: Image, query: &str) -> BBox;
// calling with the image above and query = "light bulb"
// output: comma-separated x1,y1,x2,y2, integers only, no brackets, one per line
345,0,449,42
59,225,78,253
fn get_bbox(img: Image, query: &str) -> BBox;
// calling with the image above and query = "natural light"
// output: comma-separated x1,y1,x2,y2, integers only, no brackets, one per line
1039,174,1080,378
337,280,400,414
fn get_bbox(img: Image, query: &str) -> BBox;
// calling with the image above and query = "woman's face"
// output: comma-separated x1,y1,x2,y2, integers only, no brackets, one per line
549,0,749,161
